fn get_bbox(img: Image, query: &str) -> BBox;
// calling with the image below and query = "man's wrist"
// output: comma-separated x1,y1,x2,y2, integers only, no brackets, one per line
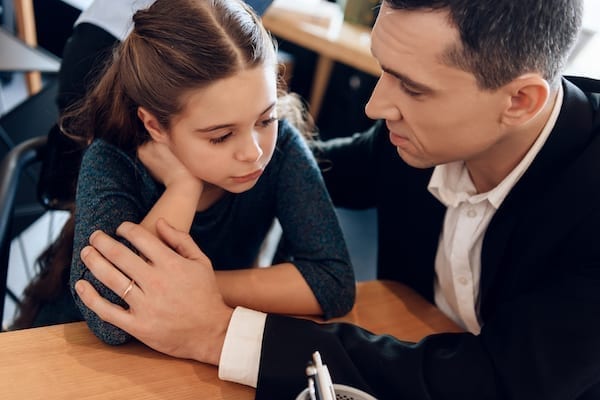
195,304,235,365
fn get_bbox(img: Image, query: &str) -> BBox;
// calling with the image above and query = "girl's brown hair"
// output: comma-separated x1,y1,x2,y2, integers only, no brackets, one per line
62,0,283,152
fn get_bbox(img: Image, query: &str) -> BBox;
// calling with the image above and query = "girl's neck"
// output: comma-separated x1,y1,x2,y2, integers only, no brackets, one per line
196,183,226,212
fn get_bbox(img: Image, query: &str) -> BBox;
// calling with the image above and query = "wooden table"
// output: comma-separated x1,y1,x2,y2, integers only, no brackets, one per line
262,5,379,119
0,280,461,399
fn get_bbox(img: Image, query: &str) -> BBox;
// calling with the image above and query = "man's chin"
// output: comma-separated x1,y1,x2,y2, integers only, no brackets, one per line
396,147,435,169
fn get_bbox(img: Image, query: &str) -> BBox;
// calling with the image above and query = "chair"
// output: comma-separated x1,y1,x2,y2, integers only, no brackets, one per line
0,135,46,324
0,79,59,326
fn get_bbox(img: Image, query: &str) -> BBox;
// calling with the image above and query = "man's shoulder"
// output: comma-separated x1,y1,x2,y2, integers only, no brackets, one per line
564,76,600,111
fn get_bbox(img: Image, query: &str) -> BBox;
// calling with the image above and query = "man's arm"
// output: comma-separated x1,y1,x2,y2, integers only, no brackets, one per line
313,120,386,209
72,218,600,400
256,316,500,400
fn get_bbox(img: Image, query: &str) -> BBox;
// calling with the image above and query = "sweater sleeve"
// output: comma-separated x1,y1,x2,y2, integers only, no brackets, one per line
70,140,155,345
274,121,356,318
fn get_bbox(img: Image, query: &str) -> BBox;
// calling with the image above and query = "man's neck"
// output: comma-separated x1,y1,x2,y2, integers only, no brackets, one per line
467,90,560,193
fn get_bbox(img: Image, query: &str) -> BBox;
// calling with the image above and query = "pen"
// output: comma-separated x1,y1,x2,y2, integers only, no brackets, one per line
312,351,334,400
322,365,336,400
306,363,322,400
308,377,317,400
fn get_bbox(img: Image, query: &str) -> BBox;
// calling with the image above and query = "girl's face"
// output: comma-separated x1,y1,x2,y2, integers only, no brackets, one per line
149,65,279,194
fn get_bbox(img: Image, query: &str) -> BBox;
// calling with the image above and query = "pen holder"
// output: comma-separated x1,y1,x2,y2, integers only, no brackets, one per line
295,384,377,400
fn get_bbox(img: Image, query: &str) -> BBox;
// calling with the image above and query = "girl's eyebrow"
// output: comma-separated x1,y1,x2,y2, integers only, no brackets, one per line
194,102,277,133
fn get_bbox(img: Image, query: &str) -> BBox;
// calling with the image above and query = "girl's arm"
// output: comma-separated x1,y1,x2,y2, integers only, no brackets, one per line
72,140,202,345
139,140,323,315
216,121,356,319
137,141,202,235
215,263,323,315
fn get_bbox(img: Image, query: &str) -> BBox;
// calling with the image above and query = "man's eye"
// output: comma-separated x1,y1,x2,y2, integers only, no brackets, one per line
400,83,422,97
209,132,232,144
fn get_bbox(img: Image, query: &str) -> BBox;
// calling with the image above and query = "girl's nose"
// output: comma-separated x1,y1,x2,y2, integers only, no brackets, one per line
235,131,263,162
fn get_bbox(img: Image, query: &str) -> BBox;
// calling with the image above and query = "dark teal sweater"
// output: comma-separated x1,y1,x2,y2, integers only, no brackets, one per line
71,120,355,345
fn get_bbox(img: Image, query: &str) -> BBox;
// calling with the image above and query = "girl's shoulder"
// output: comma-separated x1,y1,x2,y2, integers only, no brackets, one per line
81,139,143,177
275,118,311,149
84,139,137,164
267,119,318,174
276,118,298,137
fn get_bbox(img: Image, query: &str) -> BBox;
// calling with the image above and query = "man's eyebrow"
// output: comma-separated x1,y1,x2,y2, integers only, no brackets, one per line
195,102,277,133
380,65,434,93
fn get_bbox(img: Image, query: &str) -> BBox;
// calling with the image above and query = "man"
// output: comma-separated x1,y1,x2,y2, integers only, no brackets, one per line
74,0,600,398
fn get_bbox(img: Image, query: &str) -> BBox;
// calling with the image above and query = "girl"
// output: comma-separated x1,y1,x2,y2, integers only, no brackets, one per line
63,0,355,344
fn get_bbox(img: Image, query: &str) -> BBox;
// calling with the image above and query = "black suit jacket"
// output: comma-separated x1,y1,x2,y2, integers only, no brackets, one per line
255,77,600,400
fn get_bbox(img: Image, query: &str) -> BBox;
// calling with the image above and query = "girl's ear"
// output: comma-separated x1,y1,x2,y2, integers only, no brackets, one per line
137,107,169,143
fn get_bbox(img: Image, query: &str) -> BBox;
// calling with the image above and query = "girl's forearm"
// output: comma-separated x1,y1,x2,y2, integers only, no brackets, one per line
215,263,323,315
141,179,202,235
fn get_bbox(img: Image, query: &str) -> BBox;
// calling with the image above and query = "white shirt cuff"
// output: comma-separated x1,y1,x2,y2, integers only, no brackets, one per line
218,306,267,387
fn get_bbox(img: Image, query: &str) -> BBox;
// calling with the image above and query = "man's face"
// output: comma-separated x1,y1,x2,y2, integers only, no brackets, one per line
366,3,510,169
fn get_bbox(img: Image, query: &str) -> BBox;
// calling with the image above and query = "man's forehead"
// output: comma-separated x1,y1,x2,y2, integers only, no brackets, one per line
371,4,458,61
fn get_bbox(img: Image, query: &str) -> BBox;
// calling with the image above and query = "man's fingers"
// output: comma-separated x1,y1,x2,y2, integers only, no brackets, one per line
80,245,142,303
114,221,177,264
75,280,136,331
156,218,211,264
88,229,151,286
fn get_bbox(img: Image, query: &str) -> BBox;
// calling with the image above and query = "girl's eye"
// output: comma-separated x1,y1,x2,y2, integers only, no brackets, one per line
258,117,277,128
209,132,232,144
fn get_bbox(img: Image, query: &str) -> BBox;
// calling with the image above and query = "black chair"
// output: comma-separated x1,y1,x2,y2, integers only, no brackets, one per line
0,135,47,325
0,79,59,326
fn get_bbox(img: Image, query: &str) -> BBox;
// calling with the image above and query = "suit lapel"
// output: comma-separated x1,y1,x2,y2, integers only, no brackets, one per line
478,77,598,317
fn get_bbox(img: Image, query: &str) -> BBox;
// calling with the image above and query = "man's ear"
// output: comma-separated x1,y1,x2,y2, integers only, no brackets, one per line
500,74,550,127
137,107,169,143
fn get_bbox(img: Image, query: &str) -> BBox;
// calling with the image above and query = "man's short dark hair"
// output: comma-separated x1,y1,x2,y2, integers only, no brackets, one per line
385,0,583,89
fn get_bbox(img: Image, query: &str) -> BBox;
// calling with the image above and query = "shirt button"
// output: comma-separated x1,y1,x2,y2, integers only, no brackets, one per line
458,276,468,285
467,209,477,218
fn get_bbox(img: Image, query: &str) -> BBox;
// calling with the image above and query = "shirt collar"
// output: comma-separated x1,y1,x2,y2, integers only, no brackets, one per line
429,85,564,209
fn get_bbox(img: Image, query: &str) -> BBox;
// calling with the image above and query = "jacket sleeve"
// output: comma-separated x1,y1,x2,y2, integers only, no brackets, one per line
313,121,387,209
256,315,500,400
257,268,600,400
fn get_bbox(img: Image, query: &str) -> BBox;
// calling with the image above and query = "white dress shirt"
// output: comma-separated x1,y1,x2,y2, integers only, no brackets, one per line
75,0,155,40
218,86,564,384
428,86,563,333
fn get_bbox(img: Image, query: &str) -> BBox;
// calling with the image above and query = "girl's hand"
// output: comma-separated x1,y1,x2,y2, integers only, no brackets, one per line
138,141,202,235
138,140,197,188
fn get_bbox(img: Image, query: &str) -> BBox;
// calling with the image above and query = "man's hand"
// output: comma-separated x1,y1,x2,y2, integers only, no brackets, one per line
75,218,233,365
